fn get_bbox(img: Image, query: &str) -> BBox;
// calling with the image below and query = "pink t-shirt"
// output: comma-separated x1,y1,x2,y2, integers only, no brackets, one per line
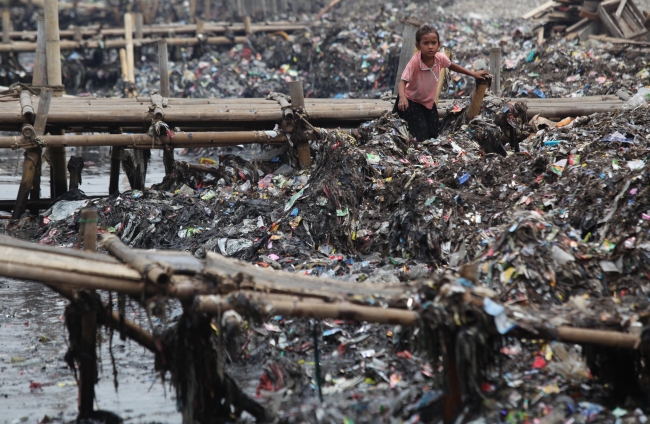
401,51,451,110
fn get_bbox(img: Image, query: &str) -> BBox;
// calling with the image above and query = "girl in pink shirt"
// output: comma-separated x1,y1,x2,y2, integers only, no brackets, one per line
394,25,489,142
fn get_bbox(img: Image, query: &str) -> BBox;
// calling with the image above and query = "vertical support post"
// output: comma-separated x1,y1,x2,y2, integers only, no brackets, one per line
489,47,502,96
109,148,122,195
261,0,267,20
81,209,97,251
73,25,82,42
467,77,492,119
204,0,211,19
45,0,67,198
189,0,196,23
442,335,463,424
2,8,11,44
289,80,311,169
78,208,97,419
134,12,144,40
243,15,252,35
158,39,174,176
434,47,451,105
124,13,135,85
125,14,135,84
393,21,419,95
270,0,277,16
196,20,205,36
33,16,48,86
13,89,52,219
279,0,287,12
119,48,128,81
44,0,62,89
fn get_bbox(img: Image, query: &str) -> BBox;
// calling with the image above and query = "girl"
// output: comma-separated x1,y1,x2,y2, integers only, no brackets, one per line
394,25,489,142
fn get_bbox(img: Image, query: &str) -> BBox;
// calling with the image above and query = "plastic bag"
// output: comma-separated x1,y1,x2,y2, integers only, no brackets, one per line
624,87,650,109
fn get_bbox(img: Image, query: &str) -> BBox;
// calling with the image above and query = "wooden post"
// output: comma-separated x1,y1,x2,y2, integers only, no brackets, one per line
44,0,63,90
204,0,211,19
467,76,492,119
442,334,463,424
134,12,144,40
279,0,287,12
489,47,502,96
2,8,10,44
124,13,135,84
80,209,97,251
158,39,174,176
189,0,196,23
45,0,67,198
13,89,51,219
434,47,451,105
78,208,97,419
196,19,205,36
243,15,252,35
119,48,128,80
289,80,311,168
393,21,419,95
33,16,48,86
109,150,122,195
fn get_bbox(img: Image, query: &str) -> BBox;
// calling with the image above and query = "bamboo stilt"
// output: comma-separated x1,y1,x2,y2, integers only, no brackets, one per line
467,77,492,119
243,15,252,35
108,128,122,195
489,47,502,96
289,80,311,168
13,88,51,219
44,0,66,198
119,48,127,80
2,8,10,44
124,13,135,84
393,21,419,95
33,16,48,86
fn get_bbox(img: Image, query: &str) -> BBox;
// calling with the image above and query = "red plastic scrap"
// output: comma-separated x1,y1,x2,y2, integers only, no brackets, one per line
532,355,546,369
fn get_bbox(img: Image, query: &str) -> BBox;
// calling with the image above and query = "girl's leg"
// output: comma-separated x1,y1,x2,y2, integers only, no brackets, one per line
397,100,430,142
428,103,440,139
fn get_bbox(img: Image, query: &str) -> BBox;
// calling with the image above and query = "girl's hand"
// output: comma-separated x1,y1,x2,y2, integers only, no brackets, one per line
398,96,409,111
473,70,490,80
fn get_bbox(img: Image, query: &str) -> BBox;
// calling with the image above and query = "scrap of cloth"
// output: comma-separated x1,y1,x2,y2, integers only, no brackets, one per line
401,51,451,109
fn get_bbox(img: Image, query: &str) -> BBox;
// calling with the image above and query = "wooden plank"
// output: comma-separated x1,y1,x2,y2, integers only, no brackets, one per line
615,0,627,18
523,0,560,19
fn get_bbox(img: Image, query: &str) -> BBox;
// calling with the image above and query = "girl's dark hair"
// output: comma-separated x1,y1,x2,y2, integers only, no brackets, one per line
415,25,440,44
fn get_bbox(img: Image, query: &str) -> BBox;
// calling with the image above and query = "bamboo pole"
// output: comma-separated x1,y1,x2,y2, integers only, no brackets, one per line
0,130,292,149
393,21,419,95
288,80,311,168
33,16,48,86
44,0,67,199
44,0,62,89
13,88,51,219
197,293,420,325
4,22,307,41
189,0,197,23
467,76,492,119
0,234,119,263
78,209,98,418
434,48,451,105
134,12,144,40
2,8,10,44
243,15,252,35
489,47,502,96
124,13,135,84
119,48,127,80
204,0,211,19
19,91,35,121
108,128,122,195
101,234,171,285
158,39,170,96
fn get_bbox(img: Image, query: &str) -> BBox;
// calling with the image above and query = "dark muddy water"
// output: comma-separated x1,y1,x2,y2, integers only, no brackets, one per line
0,277,180,423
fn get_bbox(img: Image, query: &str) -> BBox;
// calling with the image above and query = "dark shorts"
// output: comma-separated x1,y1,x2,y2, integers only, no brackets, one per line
393,96,439,142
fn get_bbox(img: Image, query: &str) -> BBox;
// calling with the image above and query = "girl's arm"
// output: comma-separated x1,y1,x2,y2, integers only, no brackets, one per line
397,80,409,111
449,63,490,80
